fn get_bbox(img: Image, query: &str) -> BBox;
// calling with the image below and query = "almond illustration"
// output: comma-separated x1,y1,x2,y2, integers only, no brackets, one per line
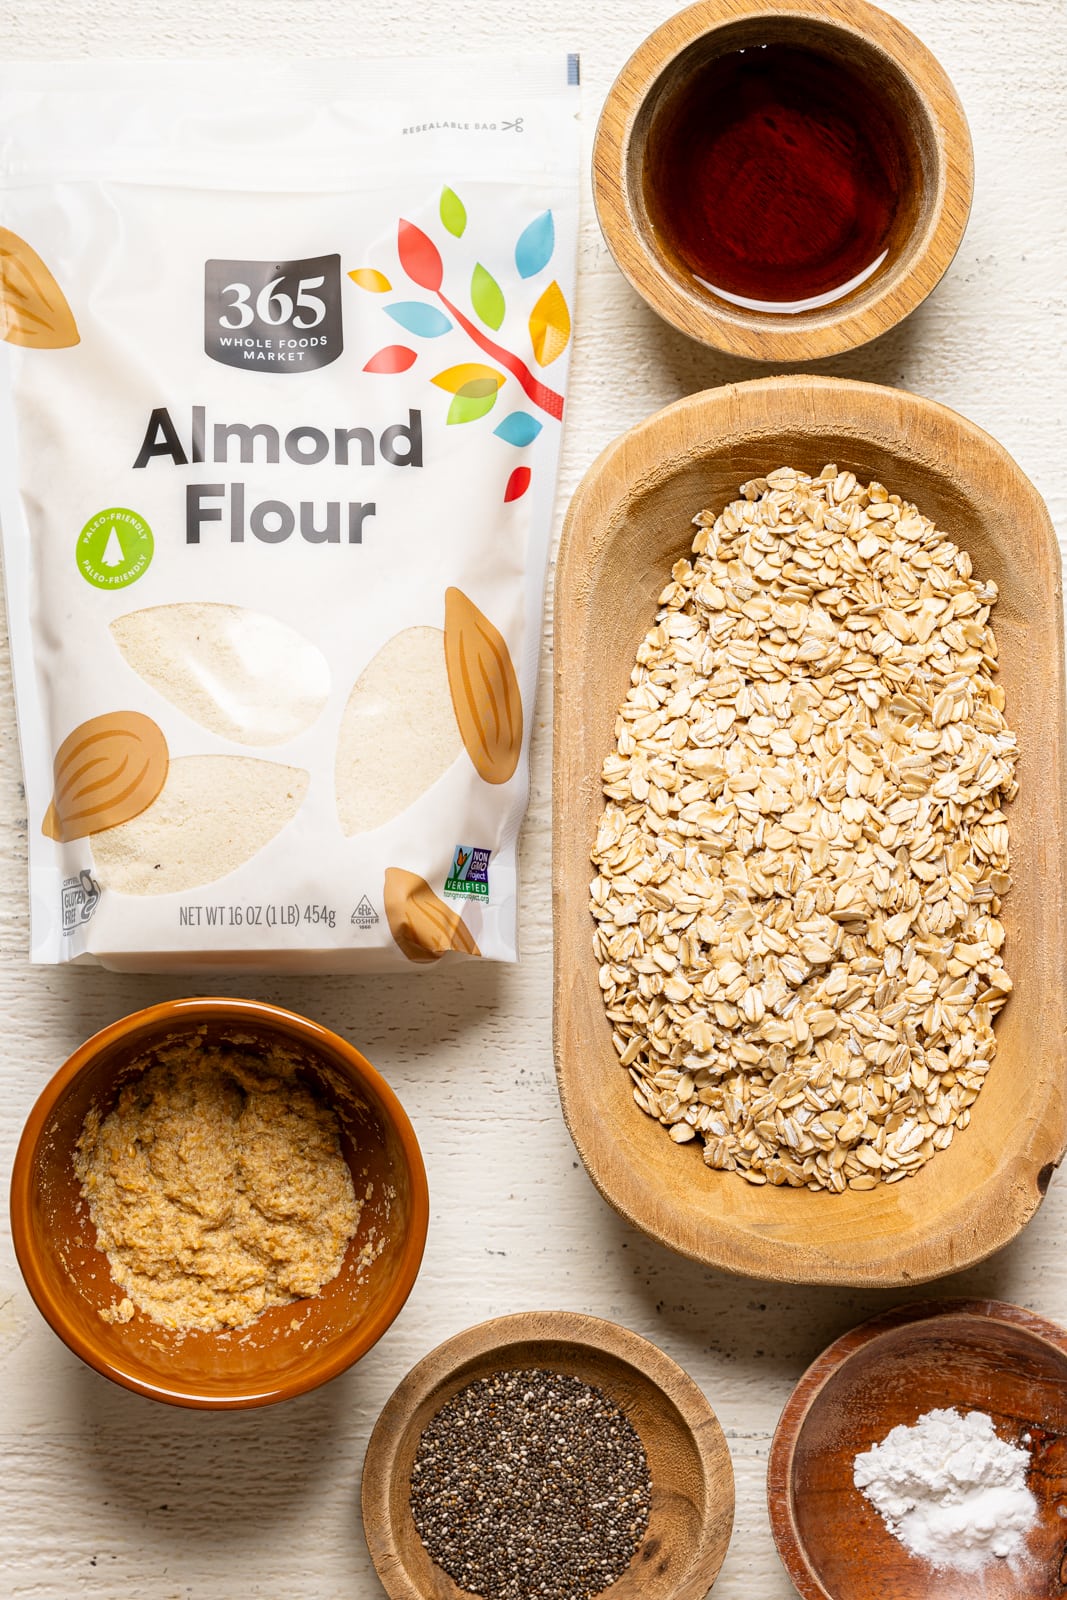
384,867,480,963
43,711,169,843
443,586,522,785
111,602,330,746
0,228,80,349
91,755,308,896
336,626,461,835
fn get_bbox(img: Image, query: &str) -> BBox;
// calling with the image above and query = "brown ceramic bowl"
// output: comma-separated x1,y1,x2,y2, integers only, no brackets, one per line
362,1311,735,1600
593,0,973,360
768,1300,1067,1599
10,996,429,1409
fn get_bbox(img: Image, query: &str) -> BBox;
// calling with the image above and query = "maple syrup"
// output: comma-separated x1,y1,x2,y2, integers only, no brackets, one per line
643,43,914,312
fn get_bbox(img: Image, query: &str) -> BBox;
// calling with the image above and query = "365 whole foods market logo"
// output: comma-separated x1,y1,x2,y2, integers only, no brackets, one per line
351,190,570,504
204,255,343,372
444,845,491,901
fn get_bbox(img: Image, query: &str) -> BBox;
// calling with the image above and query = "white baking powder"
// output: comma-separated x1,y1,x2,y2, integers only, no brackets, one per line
852,1407,1038,1573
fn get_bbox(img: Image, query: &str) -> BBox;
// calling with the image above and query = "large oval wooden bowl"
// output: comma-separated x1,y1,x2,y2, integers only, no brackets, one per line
553,376,1067,1286
361,1311,735,1600
767,1299,1067,1599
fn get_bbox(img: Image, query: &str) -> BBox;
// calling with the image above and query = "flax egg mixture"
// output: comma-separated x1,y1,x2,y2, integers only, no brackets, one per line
75,1038,361,1332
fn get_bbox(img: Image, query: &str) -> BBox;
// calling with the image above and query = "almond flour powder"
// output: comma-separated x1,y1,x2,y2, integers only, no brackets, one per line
74,1041,361,1331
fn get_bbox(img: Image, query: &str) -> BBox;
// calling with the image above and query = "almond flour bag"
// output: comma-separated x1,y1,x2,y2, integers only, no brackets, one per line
0,57,578,971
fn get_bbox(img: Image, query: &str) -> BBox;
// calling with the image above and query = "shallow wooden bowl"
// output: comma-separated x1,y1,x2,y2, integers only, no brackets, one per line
10,997,429,1408
768,1299,1067,1599
553,375,1067,1286
594,0,973,360
361,1311,735,1600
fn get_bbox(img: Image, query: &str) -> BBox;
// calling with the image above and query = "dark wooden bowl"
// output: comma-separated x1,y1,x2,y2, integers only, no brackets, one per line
594,0,973,360
362,1311,735,1600
768,1300,1067,1599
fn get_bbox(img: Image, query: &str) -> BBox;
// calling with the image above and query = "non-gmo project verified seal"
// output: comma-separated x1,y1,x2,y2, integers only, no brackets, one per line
444,846,491,900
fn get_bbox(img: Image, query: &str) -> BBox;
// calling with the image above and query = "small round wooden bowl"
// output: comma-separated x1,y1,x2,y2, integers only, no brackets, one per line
10,997,429,1409
362,1311,735,1600
554,375,1067,1286
593,0,973,360
768,1300,1067,1599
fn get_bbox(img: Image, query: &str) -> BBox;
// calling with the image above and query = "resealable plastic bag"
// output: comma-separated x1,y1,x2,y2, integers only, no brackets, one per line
0,57,579,970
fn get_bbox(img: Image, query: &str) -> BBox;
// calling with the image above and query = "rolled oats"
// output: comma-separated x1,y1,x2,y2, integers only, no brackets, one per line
590,466,1018,1192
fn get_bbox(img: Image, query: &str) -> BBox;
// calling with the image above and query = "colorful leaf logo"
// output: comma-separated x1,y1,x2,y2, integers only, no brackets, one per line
505,467,532,502
471,264,505,331
398,219,443,291
440,187,467,238
349,268,392,293
386,302,453,338
494,412,543,447
448,389,498,425
529,281,570,367
364,345,417,374
431,363,505,396
515,211,555,279
353,202,566,425
434,364,505,426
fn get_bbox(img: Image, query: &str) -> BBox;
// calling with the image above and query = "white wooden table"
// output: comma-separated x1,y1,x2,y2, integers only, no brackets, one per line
1,2,1064,1595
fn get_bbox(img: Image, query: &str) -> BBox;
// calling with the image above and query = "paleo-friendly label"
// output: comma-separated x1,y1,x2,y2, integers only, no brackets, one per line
77,508,154,590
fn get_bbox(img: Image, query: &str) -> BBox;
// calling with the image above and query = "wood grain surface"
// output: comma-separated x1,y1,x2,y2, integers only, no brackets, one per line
0,1,1065,1597
554,376,1067,1285
593,0,974,361
361,1311,734,1600
767,1300,1067,1600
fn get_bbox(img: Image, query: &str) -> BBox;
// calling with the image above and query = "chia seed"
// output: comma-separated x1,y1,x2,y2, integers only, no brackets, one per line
409,1367,652,1600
